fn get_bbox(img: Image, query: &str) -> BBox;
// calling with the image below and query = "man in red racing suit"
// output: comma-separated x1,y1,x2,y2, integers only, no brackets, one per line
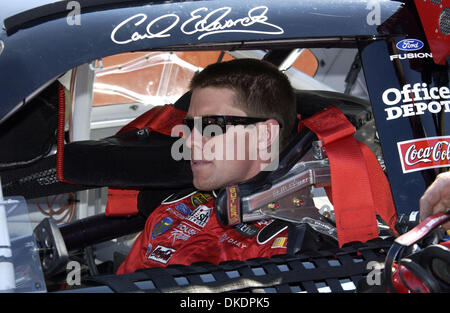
117,58,297,274
117,190,288,274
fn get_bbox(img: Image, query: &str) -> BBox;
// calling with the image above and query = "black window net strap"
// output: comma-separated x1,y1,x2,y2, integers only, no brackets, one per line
84,274,143,293
81,238,392,293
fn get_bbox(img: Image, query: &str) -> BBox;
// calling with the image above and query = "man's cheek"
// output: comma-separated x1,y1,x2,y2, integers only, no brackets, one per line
204,136,227,161
224,131,247,161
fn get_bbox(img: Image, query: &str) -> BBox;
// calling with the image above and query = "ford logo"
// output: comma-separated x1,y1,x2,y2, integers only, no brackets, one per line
396,39,424,51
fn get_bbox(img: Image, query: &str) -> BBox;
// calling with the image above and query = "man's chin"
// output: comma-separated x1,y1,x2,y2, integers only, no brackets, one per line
193,181,212,192
193,177,221,192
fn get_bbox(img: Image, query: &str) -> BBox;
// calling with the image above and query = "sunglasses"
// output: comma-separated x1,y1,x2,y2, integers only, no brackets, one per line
183,115,282,136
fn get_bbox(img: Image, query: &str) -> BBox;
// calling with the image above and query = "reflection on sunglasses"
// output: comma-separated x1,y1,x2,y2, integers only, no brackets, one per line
183,115,282,136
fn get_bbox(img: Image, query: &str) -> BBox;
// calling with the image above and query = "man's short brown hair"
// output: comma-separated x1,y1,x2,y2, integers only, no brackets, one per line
189,58,296,149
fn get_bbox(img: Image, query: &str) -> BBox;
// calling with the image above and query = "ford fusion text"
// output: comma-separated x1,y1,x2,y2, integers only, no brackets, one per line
389,39,433,61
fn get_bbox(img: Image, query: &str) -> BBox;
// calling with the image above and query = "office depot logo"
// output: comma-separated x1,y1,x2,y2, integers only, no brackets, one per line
382,83,450,120
397,136,450,173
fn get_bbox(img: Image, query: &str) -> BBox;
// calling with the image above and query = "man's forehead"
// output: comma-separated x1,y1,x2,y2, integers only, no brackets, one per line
187,87,246,117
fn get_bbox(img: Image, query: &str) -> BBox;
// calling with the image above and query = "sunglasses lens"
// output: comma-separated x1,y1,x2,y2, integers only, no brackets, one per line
183,116,271,137
183,118,194,131
206,118,227,137
184,117,224,137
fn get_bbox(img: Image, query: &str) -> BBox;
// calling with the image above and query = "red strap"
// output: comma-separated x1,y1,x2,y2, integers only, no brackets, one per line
118,104,186,135
359,142,397,232
301,106,397,247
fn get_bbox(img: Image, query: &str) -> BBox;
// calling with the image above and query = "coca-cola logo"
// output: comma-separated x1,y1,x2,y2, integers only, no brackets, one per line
397,136,450,173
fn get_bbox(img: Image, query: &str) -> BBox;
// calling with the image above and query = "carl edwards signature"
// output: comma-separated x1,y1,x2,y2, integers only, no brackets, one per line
111,6,284,45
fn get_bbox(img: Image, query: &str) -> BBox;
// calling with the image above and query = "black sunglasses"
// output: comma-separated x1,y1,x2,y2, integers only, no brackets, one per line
183,115,282,136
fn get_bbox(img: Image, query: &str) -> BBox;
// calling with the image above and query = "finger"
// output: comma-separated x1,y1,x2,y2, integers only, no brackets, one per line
419,186,441,220
427,202,450,230
443,221,450,231
419,173,450,220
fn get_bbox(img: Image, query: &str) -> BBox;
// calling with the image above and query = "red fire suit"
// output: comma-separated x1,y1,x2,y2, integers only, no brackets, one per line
116,190,288,274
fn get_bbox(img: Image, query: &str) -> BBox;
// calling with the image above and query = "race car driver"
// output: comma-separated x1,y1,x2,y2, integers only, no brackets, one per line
116,58,297,274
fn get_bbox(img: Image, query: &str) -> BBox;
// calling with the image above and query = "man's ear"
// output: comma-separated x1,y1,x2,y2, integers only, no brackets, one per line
257,119,280,151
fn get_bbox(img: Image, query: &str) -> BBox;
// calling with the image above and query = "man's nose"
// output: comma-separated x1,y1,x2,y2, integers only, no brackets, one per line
186,126,203,150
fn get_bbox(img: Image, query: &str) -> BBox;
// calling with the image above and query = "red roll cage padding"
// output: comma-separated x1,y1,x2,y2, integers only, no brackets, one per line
301,106,397,247
105,188,140,216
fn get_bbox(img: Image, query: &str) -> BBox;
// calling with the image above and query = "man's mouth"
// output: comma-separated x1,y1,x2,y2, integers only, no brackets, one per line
191,160,212,169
